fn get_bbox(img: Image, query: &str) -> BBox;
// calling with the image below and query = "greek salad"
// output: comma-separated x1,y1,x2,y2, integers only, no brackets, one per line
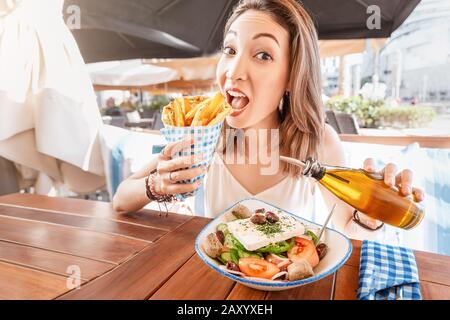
202,204,329,282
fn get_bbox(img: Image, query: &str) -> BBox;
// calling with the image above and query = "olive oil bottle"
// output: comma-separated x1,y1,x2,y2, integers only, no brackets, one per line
282,157,424,230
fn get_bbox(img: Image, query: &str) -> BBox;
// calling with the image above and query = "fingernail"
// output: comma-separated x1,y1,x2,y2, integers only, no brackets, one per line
404,187,411,194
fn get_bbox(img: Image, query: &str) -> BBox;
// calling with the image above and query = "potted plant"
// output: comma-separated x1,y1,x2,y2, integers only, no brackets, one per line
139,95,171,119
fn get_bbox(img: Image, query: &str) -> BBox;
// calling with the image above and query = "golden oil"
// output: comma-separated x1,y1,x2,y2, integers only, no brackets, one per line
304,159,424,230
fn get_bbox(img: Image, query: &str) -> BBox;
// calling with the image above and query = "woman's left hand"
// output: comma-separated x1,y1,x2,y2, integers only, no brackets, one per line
363,158,425,201
358,158,425,229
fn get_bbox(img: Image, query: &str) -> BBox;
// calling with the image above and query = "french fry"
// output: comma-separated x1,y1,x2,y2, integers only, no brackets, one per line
172,99,185,126
207,103,233,126
162,104,175,126
185,115,193,126
191,103,206,126
199,92,224,125
160,92,230,127
185,98,210,121
188,95,207,106
182,97,196,126
191,119,204,126
181,97,191,115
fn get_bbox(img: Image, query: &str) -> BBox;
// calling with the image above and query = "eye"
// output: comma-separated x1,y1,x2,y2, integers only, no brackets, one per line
222,46,236,56
255,52,273,61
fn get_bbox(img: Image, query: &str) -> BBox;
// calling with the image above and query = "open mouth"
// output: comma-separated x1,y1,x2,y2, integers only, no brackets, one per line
226,89,250,116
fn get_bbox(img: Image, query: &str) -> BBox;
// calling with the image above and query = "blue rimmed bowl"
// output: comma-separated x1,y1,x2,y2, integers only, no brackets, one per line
195,198,352,291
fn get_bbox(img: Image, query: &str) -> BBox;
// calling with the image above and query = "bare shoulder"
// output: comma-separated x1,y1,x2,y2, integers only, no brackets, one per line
318,124,346,166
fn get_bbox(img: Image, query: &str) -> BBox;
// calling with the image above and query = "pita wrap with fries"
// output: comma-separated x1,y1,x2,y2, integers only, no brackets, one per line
159,92,232,200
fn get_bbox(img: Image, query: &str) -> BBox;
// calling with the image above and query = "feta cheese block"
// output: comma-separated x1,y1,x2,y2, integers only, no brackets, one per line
226,210,305,251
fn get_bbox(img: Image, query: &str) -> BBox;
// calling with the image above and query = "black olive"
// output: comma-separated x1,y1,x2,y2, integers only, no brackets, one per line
226,262,240,272
316,243,328,260
216,230,225,245
250,213,267,225
265,211,279,223
255,208,266,214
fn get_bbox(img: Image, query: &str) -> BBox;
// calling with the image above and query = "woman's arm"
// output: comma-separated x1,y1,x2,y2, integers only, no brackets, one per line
112,138,205,213
112,157,158,213
317,124,424,239
318,124,356,234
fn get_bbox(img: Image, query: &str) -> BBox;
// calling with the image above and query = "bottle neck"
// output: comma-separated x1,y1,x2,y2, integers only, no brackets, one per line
302,158,326,180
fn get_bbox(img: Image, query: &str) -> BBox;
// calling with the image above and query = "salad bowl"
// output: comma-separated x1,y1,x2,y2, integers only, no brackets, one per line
195,198,352,291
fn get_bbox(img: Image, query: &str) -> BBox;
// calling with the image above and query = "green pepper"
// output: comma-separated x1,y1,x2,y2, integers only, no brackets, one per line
224,233,245,251
256,240,292,254
237,249,262,259
230,249,240,264
305,230,319,245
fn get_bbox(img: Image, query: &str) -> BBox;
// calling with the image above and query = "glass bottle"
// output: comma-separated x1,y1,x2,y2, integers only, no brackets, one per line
301,158,424,230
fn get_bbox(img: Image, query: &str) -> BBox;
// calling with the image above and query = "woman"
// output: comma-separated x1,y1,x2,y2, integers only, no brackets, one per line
113,0,424,239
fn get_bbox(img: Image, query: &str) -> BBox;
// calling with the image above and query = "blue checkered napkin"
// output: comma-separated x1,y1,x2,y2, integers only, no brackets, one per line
357,240,421,300
160,122,223,200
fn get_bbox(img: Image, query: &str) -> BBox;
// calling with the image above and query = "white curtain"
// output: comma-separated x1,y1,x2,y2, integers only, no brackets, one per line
0,0,104,193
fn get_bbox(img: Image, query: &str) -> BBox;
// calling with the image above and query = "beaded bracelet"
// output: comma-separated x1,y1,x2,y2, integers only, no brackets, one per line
145,170,176,216
352,210,384,231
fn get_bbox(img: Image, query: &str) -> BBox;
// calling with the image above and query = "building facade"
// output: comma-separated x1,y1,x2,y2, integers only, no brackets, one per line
379,0,450,103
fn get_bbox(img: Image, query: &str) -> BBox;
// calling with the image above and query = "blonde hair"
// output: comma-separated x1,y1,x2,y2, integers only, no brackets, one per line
220,0,325,177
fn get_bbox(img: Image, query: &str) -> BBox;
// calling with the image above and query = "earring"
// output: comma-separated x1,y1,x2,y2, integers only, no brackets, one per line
278,91,289,113
278,96,284,112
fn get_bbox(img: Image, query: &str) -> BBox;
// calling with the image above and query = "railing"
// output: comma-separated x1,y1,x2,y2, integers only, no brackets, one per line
140,129,450,149
339,134,450,148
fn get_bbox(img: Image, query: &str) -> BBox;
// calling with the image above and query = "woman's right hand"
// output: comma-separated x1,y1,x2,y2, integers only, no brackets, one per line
153,137,206,196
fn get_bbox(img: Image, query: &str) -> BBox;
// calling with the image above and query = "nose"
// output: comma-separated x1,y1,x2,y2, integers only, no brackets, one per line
225,54,247,81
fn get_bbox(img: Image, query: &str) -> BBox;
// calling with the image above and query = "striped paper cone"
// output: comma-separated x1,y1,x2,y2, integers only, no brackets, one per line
160,121,223,200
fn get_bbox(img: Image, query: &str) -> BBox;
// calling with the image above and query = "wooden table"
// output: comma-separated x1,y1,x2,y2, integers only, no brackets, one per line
0,193,449,300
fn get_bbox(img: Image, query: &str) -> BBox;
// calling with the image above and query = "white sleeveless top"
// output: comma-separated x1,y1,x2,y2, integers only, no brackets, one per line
204,153,329,224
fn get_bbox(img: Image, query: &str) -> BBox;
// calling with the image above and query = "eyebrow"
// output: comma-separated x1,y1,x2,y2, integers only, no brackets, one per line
252,33,280,47
226,30,280,47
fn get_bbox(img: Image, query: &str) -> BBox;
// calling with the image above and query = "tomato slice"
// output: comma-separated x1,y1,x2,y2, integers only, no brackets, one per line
287,237,320,268
238,258,280,279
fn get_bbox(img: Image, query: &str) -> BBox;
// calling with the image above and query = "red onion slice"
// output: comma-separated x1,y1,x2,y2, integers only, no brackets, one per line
219,265,245,277
271,271,288,280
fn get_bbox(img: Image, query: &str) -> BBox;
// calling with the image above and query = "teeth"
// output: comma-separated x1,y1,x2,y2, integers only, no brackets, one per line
227,90,247,98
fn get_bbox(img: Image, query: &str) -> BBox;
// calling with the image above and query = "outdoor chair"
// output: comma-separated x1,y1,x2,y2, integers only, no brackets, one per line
0,156,20,195
335,112,360,134
125,111,154,129
325,110,342,134
151,110,164,130
109,115,127,128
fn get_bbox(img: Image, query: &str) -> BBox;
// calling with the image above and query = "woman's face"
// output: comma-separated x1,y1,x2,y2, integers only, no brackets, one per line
217,10,291,129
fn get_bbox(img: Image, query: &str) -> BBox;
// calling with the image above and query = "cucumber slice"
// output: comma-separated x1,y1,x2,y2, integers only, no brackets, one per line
220,252,232,263
216,223,229,235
